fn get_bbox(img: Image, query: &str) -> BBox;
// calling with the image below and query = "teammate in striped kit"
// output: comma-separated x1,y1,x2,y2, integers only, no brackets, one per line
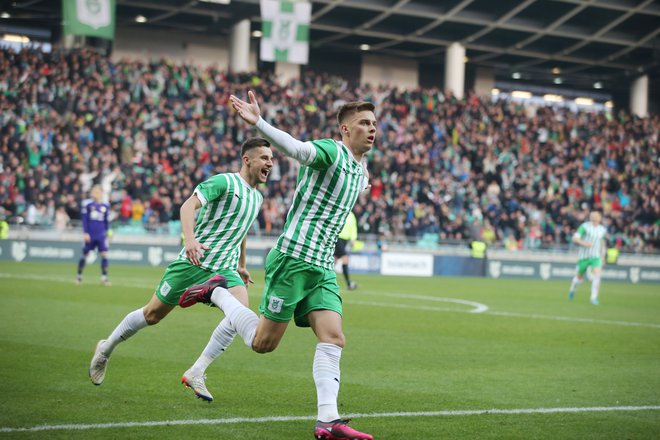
568,211,608,305
179,91,374,440
89,138,273,395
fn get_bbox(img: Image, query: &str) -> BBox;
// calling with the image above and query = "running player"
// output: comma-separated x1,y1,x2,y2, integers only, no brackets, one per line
180,91,374,440
568,211,608,305
88,138,273,400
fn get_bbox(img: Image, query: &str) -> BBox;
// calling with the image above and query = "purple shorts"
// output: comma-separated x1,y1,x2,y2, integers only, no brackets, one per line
83,236,109,254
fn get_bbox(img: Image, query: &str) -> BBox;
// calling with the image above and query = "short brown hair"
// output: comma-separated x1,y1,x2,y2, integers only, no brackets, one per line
337,101,375,125
241,137,271,156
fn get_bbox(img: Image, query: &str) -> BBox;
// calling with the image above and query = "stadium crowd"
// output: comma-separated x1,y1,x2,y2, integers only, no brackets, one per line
0,47,658,252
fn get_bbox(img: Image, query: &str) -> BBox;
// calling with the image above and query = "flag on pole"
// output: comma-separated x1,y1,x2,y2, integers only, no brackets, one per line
260,0,311,65
62,0,116,40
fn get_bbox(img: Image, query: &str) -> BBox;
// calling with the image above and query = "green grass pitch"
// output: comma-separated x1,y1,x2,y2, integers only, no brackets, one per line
0,261,659,439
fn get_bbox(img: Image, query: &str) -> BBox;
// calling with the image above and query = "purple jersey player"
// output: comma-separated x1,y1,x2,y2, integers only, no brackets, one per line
77,185,111,285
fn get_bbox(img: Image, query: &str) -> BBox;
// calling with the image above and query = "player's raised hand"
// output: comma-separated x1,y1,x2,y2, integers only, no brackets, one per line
185,239,210,266
229,90,260,125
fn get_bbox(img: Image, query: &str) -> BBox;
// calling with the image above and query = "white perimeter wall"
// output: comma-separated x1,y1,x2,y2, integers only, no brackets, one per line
361,54,419,89
112,26,257,70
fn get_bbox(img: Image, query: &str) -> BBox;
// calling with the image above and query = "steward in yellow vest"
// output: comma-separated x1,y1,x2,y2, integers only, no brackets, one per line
471,241,486,259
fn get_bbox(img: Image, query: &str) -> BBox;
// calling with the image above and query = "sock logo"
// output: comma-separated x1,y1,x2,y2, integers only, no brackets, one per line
267,296,283,314
160,281,172,297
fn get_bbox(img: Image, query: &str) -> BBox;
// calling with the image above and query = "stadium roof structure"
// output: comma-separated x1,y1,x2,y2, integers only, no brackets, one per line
3,0,660,94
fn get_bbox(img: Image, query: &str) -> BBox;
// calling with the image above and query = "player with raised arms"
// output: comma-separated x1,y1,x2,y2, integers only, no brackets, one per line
180,91,375,440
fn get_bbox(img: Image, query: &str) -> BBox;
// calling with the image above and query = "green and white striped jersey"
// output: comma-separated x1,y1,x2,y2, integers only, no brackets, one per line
574,222,607,260
179,172,263,271
276,139,369,269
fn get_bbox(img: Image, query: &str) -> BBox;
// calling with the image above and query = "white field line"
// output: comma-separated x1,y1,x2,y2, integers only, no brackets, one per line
1,405,659,433
0,272,155,290
352,290,660,329
359,292,489,313
2,272,659,329
486,310,660,329
349,299,660,330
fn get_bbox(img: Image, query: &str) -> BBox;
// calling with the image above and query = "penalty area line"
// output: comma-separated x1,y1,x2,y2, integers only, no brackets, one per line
2,405,659,433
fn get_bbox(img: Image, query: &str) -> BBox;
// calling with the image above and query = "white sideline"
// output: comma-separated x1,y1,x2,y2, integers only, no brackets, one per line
1,405,659,433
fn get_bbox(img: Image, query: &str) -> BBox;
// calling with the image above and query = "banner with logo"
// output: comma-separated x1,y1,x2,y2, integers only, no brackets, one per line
381,252,434,277
62,0,116,40
260,0,311,64
486,259,660,284
2,239,659,284
0,240,268,268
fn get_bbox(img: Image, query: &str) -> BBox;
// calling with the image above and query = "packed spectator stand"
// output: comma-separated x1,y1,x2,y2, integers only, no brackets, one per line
0,47,658,253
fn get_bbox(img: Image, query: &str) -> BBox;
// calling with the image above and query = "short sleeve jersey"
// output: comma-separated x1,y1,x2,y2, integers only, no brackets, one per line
179,172,263,271
275,139,369,269
81,200,110,237
575,222,607,260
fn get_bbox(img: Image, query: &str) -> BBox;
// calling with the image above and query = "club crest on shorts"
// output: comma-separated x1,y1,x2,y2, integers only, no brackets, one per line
268,296,284,314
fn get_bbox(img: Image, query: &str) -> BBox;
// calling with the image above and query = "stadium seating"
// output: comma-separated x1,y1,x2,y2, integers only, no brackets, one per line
0,47,657,252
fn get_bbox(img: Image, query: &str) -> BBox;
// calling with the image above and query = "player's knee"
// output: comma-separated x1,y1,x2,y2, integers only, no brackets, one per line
322,333,345,348
252,344,272,354
251,337,279,354
143,309,163,325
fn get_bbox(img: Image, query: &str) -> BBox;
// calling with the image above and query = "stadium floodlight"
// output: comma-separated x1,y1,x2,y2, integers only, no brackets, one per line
543,94,563,102
511,90,532,99
553,77,562,84
135,15,147,23
491,88,500,95
605,100,613,108
593,82,603,89
252,30,262,37
512,72,521,79
200,0,231,4
1,12,10,18
360,44,370,51
551,67,561,74
575,97,594,106
3,34,30,43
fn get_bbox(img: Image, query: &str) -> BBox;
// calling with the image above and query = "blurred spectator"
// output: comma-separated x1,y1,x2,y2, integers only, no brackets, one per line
0,46,657,252
54,206,70,232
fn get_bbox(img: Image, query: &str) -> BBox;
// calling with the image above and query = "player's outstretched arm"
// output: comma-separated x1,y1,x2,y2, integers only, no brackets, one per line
231,90,316,165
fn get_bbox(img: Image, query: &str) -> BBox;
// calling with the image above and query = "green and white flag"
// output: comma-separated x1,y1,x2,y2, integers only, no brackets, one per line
260,0,311,65
62,0,116,40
